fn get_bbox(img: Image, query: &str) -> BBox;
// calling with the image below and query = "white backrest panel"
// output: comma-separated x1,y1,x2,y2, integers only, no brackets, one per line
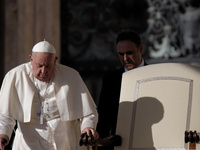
115,63,200,150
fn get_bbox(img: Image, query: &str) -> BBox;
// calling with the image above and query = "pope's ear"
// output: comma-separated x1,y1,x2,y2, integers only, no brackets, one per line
29,55,33,61
54,56,58,63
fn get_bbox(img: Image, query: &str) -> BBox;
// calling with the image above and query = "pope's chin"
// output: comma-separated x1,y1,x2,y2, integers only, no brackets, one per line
37,76,49,82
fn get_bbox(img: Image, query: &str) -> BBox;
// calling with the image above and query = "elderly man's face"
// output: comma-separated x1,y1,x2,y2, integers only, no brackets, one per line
29,52,58,82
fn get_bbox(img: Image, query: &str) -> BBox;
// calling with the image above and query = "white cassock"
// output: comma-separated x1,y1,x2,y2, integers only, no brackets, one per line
0,62,98,150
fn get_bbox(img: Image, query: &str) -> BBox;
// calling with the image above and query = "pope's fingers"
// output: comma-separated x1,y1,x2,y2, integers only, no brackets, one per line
90,129,99,140
82,128,90,136
0,143,2,150
82,127,99,140
93,130,99,140
0,138,8,150
0,140,5,150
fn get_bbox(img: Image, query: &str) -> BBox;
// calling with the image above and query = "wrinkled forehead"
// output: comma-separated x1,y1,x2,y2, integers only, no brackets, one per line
32,52,55,63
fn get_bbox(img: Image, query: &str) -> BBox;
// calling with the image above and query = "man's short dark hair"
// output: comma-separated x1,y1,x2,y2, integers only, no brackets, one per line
116,29,141,47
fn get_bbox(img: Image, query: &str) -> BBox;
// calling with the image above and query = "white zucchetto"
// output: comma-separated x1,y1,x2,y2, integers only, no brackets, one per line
32,41,56,54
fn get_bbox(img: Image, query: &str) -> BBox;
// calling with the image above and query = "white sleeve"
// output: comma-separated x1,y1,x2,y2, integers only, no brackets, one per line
0,114,16,139
80,112,98,132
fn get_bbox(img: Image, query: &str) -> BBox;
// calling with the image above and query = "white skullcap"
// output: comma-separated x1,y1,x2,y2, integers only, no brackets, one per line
32,41,56,54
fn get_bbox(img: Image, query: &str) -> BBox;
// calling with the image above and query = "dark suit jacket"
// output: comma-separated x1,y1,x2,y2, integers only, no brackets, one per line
96,62,147,150
96,68,124,150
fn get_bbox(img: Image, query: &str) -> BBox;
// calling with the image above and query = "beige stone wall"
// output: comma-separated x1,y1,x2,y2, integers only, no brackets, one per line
4,0,60,74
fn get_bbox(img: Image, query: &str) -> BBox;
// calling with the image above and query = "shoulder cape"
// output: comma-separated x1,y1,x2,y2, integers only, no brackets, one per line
0,63,97,122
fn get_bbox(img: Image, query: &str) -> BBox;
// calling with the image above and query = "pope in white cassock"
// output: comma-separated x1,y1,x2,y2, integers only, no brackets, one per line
0,41,99,150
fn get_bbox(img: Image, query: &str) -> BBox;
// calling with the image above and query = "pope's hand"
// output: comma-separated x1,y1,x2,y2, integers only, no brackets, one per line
82,127,99,140
0,134,9,150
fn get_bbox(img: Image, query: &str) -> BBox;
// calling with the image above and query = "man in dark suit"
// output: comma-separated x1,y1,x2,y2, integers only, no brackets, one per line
96,29,147,150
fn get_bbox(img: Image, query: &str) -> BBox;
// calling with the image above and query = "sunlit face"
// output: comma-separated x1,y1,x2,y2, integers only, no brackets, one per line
29,52,58,82
117,40,143,70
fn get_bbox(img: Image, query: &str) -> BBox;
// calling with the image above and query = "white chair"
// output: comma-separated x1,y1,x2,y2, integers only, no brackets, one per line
115,63,200,150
